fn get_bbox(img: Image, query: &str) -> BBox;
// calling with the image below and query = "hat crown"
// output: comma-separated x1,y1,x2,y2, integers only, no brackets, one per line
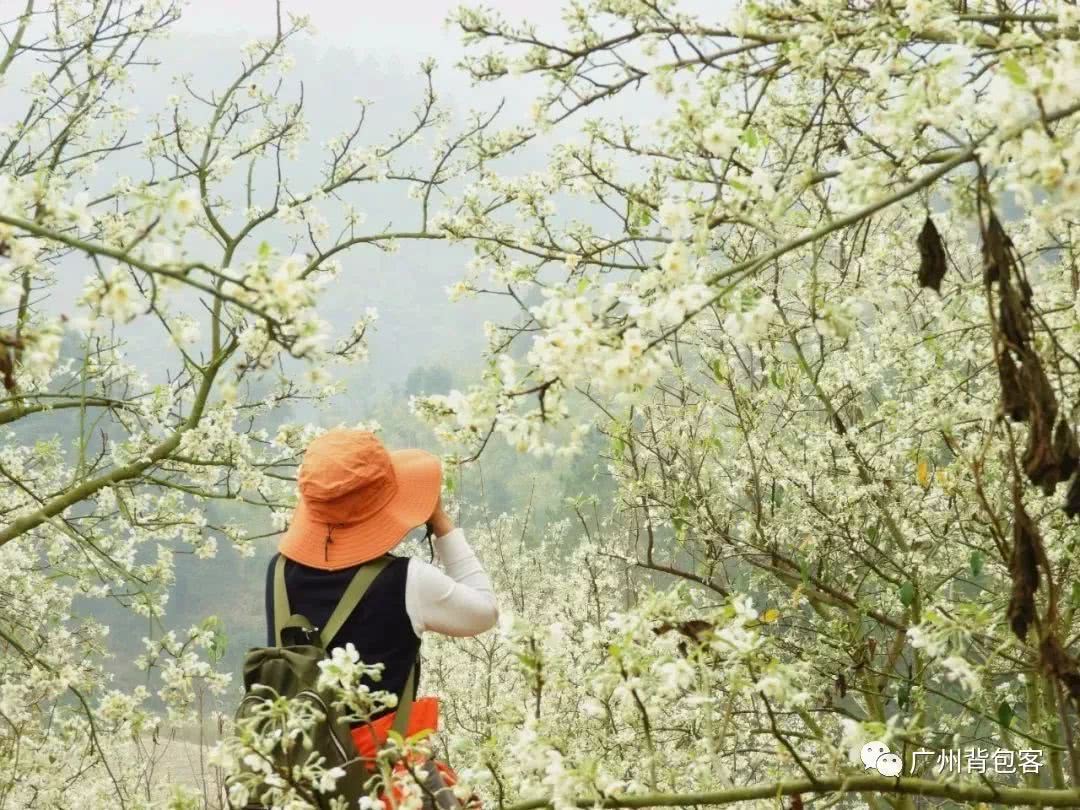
280,435,442,570
298,430,395,505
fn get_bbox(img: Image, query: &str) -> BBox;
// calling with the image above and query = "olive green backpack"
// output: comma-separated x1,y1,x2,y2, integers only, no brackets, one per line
231,554,416,809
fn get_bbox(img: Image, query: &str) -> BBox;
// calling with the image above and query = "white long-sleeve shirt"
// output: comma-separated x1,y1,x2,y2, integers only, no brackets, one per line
403,528,498,637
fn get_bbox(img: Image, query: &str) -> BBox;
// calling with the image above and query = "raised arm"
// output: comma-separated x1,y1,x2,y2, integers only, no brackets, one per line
404,504,499,636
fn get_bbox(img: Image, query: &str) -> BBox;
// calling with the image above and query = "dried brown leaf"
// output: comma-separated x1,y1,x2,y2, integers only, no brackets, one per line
1065,474,1080,520
1019,354,1061,494
0,346,14,392
997,350,1027,422
917,216,947,292
1007,500,1041,641
982,211,1012,285
999,288,1033,351
653,619,713,643
1054,420,1080,483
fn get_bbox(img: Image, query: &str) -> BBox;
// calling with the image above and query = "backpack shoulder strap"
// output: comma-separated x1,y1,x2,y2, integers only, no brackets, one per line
319,556,392,648
273,554,290,646
390,662,416,738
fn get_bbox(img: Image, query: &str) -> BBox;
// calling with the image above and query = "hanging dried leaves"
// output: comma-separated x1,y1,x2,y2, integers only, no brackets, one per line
1064,474,1080,519
996,350,1027,422
980,186,1080,708
1040,635,1080,705
654,619,714,656
0,338,15,393
654,619,713,641
917,216,947,292
1053,420,1080,483
1005,467,1080,708
982,210,1013,285
1006,498,1042,642
999,290,1033,350
1020,359,1062,496
980,197,1080,708
982,206,1079,508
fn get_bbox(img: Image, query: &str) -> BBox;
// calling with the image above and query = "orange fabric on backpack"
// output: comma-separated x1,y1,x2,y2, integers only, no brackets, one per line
353,698,481,807
385,756,479,809
351,696,441,763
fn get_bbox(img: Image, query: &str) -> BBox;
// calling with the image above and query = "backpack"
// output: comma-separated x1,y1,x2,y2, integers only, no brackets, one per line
230,554,416,809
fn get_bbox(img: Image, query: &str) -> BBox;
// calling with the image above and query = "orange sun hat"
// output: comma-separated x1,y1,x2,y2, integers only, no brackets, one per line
278,429,442,570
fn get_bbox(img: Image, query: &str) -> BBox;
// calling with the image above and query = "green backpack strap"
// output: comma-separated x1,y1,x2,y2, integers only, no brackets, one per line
391,662,416,738
319,556,392,648
274,555,315,647
273,554,290,646
322,558,422,737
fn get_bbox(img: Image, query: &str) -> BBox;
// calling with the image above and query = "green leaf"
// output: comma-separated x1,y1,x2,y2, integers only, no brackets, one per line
970,550,984,578
997,700,1015,729
1071,581,1080,610
898,582,916,607
611,435,625,458
672,514,686,537
407,728,435,744
741,127,759,148
200,616,228,663
1002,57,1028,86
201,615,222,633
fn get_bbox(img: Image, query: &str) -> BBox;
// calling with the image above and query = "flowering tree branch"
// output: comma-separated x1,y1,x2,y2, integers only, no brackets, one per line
503,776,1080,810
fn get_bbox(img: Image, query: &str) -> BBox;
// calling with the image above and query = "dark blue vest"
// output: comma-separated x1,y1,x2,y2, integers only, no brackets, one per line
264,553,421,719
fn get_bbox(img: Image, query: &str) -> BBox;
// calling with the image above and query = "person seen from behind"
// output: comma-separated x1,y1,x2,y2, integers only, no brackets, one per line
264,428,498,805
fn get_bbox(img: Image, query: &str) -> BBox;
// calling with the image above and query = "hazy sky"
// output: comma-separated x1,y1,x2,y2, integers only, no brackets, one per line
162,0,655,395
6,0,730,394
174,0,566,61
173,0,724,62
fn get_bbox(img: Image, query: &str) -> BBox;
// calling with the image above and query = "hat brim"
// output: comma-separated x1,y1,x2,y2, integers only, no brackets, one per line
278,449,442,570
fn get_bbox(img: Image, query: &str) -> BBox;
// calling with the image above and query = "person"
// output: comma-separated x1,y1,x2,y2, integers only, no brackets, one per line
264,428,498,803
